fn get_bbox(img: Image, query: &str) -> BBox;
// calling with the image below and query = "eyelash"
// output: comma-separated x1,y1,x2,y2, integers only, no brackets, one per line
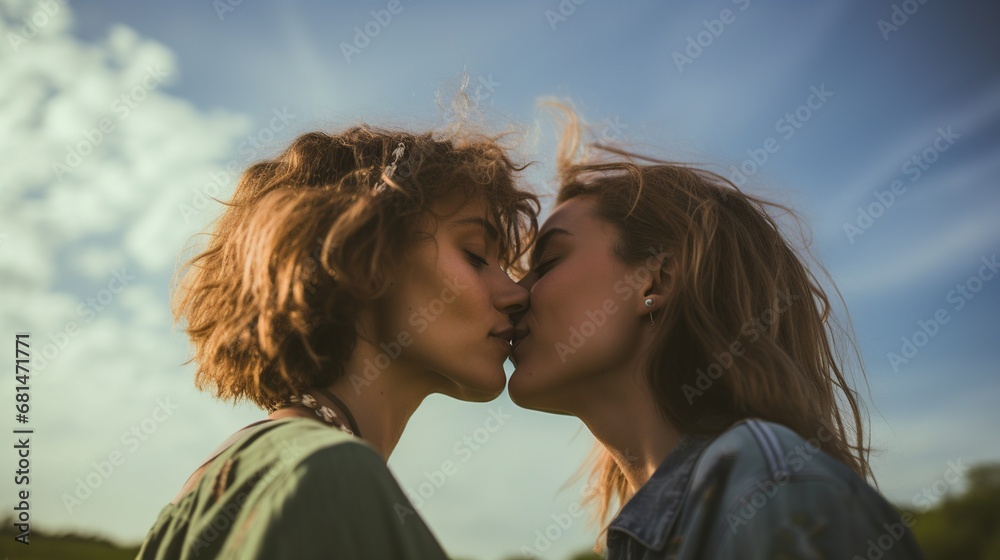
465,250,489,269
534,259,557,277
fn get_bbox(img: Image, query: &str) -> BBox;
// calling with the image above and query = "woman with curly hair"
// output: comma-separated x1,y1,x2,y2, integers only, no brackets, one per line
137,124,538,559
508,105,924,559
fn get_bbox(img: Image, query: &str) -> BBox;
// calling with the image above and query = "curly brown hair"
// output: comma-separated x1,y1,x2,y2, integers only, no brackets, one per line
171,125,539,411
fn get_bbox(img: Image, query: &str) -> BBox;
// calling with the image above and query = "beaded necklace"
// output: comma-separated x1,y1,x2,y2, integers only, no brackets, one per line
274,388,362,437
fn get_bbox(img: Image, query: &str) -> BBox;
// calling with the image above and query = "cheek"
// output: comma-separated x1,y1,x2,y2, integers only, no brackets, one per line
531,265,629,371
378,249,453,341
390,250,494,362
403,256,508,395
433,253,491,328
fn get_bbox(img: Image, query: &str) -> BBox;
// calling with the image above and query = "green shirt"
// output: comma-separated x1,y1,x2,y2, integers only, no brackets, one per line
137,417,450,559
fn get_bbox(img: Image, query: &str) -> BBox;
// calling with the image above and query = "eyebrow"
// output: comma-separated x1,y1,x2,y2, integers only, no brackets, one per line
530,227,572,267
448,216,500,243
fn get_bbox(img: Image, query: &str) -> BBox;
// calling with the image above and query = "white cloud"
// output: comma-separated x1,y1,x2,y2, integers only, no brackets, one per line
68,244,127,279
2,2,989,555
0,0,257,543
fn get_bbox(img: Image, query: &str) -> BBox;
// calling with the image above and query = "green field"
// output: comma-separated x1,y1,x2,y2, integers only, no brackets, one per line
0,523,139,560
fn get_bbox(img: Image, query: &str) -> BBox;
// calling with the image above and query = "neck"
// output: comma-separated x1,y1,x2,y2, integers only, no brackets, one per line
571,366,682,493
269,337,444,462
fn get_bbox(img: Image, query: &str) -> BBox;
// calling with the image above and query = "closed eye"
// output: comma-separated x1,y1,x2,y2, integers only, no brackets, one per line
533,258,558,278
465,250,489,269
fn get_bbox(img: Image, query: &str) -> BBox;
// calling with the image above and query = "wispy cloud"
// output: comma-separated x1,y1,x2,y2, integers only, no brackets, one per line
830,204,1000,296
0,0,259,542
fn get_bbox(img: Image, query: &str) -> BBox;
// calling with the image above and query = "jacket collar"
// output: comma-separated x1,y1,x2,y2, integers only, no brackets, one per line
606,432,715,551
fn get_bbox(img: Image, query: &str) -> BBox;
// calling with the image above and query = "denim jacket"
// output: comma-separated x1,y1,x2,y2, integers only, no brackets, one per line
605,419,925,559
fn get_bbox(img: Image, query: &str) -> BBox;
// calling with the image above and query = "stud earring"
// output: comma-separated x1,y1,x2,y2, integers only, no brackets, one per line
644,298,655,325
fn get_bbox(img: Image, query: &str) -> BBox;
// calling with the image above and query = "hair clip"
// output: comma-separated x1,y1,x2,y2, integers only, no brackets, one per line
373,141,406,194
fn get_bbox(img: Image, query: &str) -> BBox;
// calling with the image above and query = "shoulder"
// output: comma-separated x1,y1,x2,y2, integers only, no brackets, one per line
227,417,396,498
225,423,447,558
182,417,379,508
684,419,921,559
692,418,895,522
290,433,391,483
691,418,860,493
231,417,372,468
234,419,401,501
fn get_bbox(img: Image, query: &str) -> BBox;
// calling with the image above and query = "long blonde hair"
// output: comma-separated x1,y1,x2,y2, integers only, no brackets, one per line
545,102,873,549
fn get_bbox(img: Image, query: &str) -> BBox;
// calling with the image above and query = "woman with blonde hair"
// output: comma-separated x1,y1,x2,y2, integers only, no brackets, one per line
508,105,924,559
138,123,538,558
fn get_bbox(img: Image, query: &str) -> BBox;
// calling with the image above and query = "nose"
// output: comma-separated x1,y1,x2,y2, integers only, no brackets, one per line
494,273,530,316
507,271,538,325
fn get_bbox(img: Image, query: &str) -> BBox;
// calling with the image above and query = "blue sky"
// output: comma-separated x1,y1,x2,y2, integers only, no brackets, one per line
1,1,998,559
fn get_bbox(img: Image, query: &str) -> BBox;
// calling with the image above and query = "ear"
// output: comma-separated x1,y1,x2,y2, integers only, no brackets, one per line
631,246,674,318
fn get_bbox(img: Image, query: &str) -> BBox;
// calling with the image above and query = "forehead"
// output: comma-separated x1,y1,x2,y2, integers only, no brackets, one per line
432,192,499,240
539,195,597,236
432,189,487,216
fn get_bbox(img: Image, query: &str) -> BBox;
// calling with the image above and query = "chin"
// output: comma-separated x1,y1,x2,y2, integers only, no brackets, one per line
508,359,577,415
451,364,507,402
509,381,574,416
507,366,542,410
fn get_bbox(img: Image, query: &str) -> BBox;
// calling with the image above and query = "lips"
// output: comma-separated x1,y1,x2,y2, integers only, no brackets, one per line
490,326,514,344
510,326,529,350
